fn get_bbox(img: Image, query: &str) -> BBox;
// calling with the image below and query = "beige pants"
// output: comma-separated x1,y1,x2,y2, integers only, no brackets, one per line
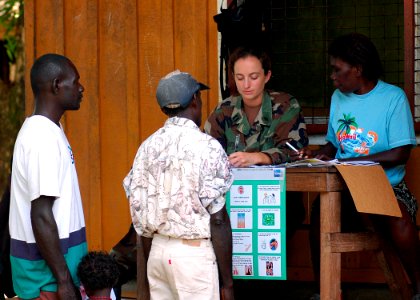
148,234,219,300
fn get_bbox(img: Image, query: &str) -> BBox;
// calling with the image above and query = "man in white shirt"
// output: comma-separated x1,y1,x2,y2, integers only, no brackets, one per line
9,54,87,300
124,70,235,300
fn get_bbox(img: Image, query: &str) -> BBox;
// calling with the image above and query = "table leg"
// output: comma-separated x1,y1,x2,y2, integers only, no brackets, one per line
320,191,341,300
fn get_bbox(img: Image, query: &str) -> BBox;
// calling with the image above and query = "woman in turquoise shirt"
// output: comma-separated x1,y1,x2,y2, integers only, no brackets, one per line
303,33,420,300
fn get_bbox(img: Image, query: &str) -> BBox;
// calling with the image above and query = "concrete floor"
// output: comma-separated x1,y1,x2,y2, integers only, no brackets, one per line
1,280,398,300
121,279,396,300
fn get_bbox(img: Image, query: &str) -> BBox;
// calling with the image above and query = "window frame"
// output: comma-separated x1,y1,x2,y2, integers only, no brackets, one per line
306,0,415,134
224,0,416,134
404,0,417,131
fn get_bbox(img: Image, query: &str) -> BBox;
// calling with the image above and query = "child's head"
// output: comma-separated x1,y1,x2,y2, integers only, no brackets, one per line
77,251,120,297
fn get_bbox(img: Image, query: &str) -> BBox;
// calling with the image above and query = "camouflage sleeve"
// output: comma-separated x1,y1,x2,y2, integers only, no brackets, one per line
204,107,228,151
261,96,309,164
260,149,287,165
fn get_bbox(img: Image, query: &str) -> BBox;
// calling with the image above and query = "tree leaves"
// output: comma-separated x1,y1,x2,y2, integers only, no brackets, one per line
0,0,23,62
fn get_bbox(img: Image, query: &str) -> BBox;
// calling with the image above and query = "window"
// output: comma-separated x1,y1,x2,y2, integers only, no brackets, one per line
222,0,419,132
413,0,420,126
263,0,406,133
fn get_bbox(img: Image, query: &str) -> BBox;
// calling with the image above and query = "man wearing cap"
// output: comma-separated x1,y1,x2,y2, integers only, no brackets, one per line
123,70,235,300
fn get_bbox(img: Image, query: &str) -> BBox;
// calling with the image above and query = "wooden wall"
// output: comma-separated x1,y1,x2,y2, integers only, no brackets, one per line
24,1,220,251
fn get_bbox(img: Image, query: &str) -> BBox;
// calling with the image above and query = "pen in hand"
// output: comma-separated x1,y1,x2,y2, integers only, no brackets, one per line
285,141,299,152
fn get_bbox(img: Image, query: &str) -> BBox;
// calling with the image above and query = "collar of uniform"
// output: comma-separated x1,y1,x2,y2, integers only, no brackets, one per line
231,92,272,131
231,95,249,134
260,91,273,126
165,116,200,131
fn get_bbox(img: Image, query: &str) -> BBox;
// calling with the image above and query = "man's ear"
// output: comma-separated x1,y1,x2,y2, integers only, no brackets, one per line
52,78,60,94
190,95,199,108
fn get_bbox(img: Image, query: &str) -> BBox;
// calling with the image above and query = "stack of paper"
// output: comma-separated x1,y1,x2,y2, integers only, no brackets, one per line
334,160,378,166
283,158,378,168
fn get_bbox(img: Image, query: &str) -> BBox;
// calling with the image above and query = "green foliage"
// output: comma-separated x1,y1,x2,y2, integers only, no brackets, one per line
0,0,24,62
0,0,24,192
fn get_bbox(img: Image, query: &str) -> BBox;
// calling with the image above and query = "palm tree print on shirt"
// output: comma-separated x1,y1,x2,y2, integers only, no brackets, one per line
336,113,358,153
337,113,358,135
335,113,378,155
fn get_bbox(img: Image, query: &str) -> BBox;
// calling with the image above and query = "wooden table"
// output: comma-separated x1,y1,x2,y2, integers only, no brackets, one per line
286,166,412,300
286,167,345,300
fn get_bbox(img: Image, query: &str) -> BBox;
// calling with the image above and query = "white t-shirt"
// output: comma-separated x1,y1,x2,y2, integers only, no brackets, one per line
9,115,87,299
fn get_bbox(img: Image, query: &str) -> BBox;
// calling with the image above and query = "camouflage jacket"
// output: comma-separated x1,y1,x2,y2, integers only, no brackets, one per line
204,90,308,164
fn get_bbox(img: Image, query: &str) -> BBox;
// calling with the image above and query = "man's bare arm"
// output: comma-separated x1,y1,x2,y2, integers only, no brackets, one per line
137,235,152,300
210,206,235,300
31,196,81,300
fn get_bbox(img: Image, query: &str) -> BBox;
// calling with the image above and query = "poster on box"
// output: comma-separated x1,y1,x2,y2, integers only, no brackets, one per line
258,255,282,277
232,255,254,277
257,185,281,206
227,167,286,280
230,208,253,229
258,208,281,229
258,232,281,254
230,184,253,206
233,232,253,253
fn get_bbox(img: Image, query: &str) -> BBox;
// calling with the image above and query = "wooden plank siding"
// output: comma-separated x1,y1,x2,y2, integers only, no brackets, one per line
24,1,220,251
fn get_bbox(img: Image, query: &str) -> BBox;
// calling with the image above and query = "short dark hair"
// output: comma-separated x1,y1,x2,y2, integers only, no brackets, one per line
161,105,188,117
160,91,199,117
328,33,383,81
228,46,272,75
30,53,72,96
77,251,120,293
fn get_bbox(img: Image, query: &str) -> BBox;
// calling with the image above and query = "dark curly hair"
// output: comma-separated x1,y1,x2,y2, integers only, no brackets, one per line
77,251,120,293
328,32,383,81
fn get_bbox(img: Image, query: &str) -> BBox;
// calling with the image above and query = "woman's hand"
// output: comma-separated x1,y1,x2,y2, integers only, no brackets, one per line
298,143,337,161
228,152,271,167
297,148,313,159
287,149,303,162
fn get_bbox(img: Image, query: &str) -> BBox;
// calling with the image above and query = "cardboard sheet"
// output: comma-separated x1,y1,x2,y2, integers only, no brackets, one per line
335,165,402,217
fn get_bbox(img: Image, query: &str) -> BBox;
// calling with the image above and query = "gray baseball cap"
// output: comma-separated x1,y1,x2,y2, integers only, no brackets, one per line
156,70,209,109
